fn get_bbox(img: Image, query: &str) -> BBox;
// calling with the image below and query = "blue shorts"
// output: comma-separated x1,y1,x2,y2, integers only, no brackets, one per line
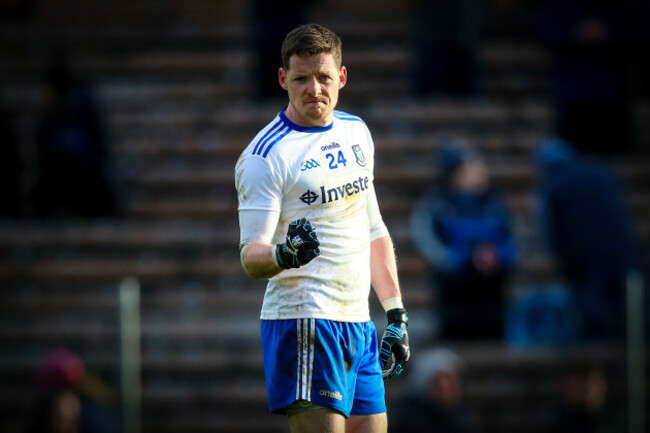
260,318,386,418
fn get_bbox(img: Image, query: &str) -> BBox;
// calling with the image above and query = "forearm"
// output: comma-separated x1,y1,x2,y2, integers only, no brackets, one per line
370,236,403,305
241,241,282,279
374,235,410,379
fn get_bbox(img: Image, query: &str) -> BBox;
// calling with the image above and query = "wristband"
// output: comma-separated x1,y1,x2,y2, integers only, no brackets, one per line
381,297,404,312
271,245,281,268
239,244,252,277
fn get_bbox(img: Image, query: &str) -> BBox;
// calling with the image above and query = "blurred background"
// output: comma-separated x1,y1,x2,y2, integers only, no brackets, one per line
0,0,649,432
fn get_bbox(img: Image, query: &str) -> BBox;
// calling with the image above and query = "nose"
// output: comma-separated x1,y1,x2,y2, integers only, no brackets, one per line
307,77,320,96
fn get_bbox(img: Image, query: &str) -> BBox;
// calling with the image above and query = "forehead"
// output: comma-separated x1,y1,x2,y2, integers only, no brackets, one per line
286,52,339,74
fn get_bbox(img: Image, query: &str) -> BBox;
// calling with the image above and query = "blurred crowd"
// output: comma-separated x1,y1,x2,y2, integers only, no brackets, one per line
389,346,621,433
411,136,644,345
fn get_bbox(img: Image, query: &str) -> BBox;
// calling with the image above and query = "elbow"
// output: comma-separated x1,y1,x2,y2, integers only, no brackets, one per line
240,250,262,279
240,245,256,278
243,265,267,280
240,243,277,279
243,265,278,280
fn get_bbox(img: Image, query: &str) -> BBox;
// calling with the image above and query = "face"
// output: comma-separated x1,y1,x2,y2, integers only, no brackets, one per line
51,390,81,433
451,159,489,193
429,371,462,409
279,52,347,127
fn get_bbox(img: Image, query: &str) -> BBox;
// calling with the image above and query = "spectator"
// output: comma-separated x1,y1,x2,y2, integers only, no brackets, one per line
33,59,117,219
29,348,121,433
411,0,481,99
390,348,482,433
411,141,517,340
538,362,618,433
533,137,642,340
536,0,644,155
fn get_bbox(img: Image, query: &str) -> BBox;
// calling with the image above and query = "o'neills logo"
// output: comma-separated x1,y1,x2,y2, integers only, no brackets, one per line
299,176,370,205
319,389,343,400
321,142,341,151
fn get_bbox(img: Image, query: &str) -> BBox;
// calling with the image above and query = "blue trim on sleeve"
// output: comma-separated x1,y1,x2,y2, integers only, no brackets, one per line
263,127,292,158
255,124,290,157
253,119,283,156
334,110,365,124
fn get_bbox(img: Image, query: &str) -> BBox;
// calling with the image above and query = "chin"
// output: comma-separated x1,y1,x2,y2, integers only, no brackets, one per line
306,108,329,121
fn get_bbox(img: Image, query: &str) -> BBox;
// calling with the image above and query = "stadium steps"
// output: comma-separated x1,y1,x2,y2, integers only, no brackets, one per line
0,216,566,275
0,198,648,283
1,214,647,349
1,0,250,24
107,129,546,163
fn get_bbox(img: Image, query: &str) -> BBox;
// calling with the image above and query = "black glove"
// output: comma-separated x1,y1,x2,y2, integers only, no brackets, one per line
379,308,410,379
275,218,321,269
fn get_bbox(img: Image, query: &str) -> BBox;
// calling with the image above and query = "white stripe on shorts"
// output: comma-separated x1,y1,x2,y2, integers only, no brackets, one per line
296,318,315,401
307,319,315,400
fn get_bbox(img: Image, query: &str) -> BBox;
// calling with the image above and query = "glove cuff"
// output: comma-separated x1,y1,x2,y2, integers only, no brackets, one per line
275,243,293,269
387,308,408,325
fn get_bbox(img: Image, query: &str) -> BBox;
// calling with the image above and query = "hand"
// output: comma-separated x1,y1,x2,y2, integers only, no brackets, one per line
379,308,410,379
275,218,321,269
472,243,500,275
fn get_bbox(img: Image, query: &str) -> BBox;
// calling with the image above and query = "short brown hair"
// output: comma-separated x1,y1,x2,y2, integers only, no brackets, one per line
281,23,342,70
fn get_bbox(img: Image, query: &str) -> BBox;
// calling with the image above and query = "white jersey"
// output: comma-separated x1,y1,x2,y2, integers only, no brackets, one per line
235,109,389,322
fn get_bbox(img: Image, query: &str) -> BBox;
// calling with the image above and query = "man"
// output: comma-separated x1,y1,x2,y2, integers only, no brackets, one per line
235,24,410,433
534,137,641,340
390,348,481,433
410,141,517,340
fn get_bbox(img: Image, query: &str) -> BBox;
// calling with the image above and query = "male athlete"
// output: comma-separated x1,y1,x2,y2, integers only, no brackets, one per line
235,24,410,433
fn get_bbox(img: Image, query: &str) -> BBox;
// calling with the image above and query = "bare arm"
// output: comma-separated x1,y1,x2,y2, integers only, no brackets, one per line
370,235,402,305
372,234,410,379
238,209,282,279
366,180,403,309
241,242,282,279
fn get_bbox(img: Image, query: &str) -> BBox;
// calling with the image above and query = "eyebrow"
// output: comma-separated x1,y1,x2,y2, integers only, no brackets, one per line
292,68,332,76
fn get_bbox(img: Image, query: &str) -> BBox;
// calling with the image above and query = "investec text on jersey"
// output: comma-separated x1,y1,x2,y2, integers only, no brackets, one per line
299,176,370,205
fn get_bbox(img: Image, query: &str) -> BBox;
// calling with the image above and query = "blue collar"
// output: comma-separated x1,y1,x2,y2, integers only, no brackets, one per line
279,107,333,133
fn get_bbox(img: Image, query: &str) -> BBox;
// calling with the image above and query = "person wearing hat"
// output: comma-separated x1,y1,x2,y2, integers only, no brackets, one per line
28,349,120,433
410,142,517,340
389,348,481,433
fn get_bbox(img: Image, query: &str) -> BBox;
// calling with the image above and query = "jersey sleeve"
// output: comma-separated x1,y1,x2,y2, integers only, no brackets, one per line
365,124,376,174
363,125,389,241
366,186,389,241
235,153,284,212
238,209,281,250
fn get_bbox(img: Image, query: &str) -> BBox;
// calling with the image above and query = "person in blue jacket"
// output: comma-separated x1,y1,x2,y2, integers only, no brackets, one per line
411,141,517,340
534,137,642,340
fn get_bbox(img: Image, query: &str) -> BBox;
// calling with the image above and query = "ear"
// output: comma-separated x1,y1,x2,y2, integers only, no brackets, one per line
278,67,288,91
338,66,347,89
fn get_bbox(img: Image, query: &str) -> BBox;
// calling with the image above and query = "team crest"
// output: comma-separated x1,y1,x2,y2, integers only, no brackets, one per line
352,145,366,167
